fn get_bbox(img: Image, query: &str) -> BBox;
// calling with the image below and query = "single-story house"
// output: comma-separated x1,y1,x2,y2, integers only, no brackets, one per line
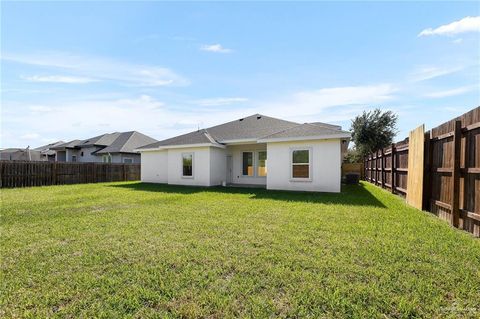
137,114,350,192
51,131,157,163
0,148,43,161
33,141,65,162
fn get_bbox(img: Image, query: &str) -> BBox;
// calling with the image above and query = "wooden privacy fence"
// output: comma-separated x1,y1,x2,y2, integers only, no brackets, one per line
364,107,480,237
0,161,141,188
364,139,409,196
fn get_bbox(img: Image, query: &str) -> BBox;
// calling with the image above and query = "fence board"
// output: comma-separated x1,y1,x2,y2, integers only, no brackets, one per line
0,161,140,188
341,163,364,179
406,124,425,210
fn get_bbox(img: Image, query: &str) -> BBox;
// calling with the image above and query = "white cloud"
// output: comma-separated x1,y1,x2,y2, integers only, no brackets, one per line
195,97,248,106
1,82,401,148
20,133,40,140
1,95,253,148
21,75,98,84
424,85,478,98
29,105,54,112
452,38,463,44
3,52,189,87
1,83,400,147
443,106,463,112
258,84,398,122
200,44,233,53
410,66,463,82
419,16,480,37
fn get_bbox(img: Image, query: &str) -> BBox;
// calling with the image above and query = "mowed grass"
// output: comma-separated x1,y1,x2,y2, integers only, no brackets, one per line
1,182,479,318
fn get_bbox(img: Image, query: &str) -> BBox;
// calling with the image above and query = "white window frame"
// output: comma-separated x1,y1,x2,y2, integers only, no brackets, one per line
241,151,255,177
257,150,267,177
123,157,133,164
181,152,194,179
290,147,312,182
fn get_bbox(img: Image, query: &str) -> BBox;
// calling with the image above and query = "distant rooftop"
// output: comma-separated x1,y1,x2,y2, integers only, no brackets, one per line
51,131,157,154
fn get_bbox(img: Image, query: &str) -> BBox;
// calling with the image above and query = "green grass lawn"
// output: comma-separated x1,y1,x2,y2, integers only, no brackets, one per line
1,182,479,318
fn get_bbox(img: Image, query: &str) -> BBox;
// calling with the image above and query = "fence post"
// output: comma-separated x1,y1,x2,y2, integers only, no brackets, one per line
391,143,395,193
381,148,385,189
367,156,370,181
53,162,57,185
123,164,127,181
363,156,366,181
451,121,461,227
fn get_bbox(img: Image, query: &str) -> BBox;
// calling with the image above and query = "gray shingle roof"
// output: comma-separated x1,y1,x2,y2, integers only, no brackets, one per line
51,132,157,153
33,141,64,151
137,130,215,149
138,114,348,149
34,141,65,155
0,148,25,153
51,140,83,150
207,114,298,141
78,132,122,147
309,122,342,130
138,114,299,149
95,131,158,154
258,123,351,140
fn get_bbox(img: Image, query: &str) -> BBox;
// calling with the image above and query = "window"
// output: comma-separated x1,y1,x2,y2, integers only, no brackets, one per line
102,155,112,163
123,158,133,164
292,149,310,179
182,153,193,177
71,155,77,162
242,152,253,176
80,151,84,157
257,151,267,176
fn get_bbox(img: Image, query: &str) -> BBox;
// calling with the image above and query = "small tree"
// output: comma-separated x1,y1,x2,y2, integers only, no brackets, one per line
343,147,362,163
350,109,398,157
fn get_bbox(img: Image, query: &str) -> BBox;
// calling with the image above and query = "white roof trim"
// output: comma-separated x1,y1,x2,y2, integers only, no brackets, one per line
220,138,259,145
133,147,163,152
257,133,351,143
135,143,226,152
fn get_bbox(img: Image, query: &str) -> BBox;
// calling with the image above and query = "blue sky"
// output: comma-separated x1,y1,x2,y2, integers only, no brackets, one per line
1,1,479,148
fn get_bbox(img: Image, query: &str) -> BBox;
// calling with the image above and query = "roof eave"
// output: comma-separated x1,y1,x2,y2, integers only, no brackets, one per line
96,150,139,154
135,143,226,152
221,138,259,145
50,146,77,150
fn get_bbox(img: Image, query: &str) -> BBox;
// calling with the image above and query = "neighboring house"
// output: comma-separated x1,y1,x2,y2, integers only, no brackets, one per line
0,148,43,161
51,131,157,163
137,114,350,192
33,141,65,162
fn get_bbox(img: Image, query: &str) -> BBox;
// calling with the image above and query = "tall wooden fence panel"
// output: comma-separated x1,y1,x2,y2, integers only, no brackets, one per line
365,139,409,195
0,161,141,188
341,163,365,179
427,108,480,236
364,106,480,237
